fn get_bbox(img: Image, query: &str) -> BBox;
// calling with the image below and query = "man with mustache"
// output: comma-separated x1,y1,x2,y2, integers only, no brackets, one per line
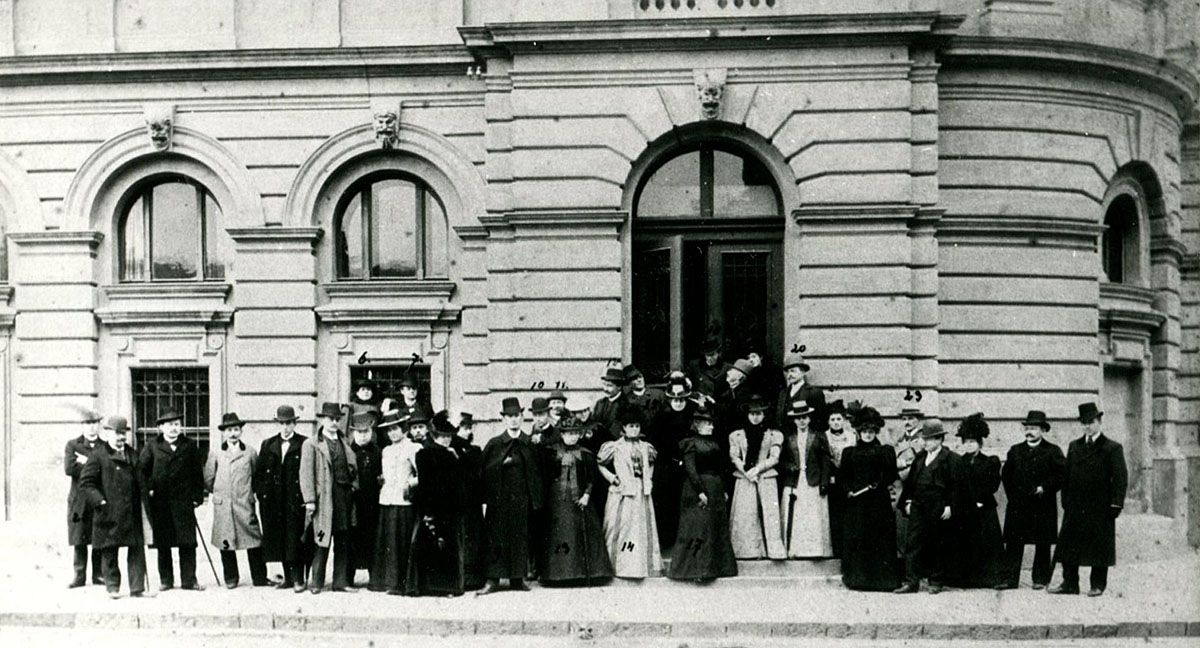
996,410,1065,590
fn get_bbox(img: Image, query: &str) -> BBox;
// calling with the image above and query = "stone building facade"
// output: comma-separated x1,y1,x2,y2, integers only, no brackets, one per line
0,0,1196,539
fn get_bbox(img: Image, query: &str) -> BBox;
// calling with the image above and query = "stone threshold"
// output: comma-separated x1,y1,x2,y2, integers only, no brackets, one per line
2,612,1198,641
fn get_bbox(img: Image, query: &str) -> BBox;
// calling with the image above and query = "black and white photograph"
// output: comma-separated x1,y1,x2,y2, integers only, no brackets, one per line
0,2,1197,648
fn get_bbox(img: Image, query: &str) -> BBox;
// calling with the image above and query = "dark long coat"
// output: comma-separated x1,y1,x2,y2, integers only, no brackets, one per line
541,443,613,584
838,439,898,591
451,435,486,590
138,435,205,548
953,452,1003,587
1001,440,1065,544
351,441,383,571
254,433,309,563
1054,434,1128,567
65,435,103,546
79,444,147,549
408,443,468,596
647,404,694,548
481,432,543,580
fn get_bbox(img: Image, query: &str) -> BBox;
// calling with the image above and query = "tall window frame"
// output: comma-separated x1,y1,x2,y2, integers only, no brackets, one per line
334,172,449,281
118,174,227,282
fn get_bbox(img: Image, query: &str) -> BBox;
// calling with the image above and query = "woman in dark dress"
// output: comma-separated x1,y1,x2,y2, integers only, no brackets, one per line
406,422,467,597
839,406,900,591
667,405,737,582
540,413,614,585
647,373,696,550
952,412,1004,588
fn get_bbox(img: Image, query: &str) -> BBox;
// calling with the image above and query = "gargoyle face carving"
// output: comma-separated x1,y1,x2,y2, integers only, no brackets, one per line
373,111,398,149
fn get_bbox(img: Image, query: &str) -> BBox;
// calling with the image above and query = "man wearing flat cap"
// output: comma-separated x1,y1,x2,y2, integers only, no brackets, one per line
996,410,1065,590
254,404,310,592
79,416,149,598
895,418,963,595
139,409,206,591
64,409,104,588
1050,402,1128,597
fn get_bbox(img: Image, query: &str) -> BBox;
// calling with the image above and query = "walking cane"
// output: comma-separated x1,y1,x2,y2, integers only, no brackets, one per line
194,518,222,587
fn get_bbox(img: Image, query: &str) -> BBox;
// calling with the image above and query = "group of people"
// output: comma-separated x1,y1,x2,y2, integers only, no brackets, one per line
63,346,1129,600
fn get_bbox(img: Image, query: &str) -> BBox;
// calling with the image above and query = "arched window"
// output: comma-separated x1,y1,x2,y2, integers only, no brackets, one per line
335,173,448,280
1102,194,1138,284
119,176,228,282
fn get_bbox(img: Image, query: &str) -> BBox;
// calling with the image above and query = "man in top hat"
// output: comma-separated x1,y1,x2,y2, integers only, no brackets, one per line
623,364,665,424
64,408,105,588
589,367,631,452
300,401,359,593
139,409,206,591
478,397,543,595
78,415,149,599
529,397,559,447
348,411,383,587
1050,402,1128,597
204,412,268,588
686,336,733,399
895,418,963,594
997,410,1065,590
254,404,310,592
775,354,826,432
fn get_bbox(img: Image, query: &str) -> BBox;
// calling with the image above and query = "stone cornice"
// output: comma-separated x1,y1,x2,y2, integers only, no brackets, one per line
1150,235,1189,265
1100,281,1165,335
936,216,1103,249
480,210,627,238
942,36,1200,120
228,227,324,252
8,230,104,249
104,282,233,301
95,309,235,326
792,204,919,234
317,280,460,326
0,46,474,87
461,12,964,57
323,280,456,299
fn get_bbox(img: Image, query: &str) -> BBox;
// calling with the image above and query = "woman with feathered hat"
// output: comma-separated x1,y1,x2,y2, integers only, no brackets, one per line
951,412,1003,588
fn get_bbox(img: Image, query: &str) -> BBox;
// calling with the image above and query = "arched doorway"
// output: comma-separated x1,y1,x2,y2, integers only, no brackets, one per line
630,141,784,381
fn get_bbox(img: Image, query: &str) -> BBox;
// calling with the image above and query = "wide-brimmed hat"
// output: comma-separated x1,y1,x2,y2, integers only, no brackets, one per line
156,409,183,425
377,410,407,429
730,359,754,377
857,407,885,432
899,406,924,418
431,410,457,435
618,407,644,427
317,402,343,419
781,353,810,372
274,405,300,422
827,400,847,416
217,412,246,430
664,378,692,399
530,397,552,414
692,405,715,422
500,397,523,417
548,391,568,405
601,367,628,385
103,415,130,433
743,393,770,413
557,412,585,434
352,377,376,391
786,399,815,418
1078,402,1102,424
623,364,643,381
348,411,378,431
956,412,989,441
1021,410,1051,431
920,418,947,439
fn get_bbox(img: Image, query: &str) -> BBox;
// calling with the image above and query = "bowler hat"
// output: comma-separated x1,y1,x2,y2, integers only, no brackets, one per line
156,409,183,425
743,393,771,413
786,399,815,418
899,406,924,418
217,412,246,430
548,391,568,405
348,411,377,431
377,410,407,429
955,412,990,441
103,415,130,433
458,412,475,428
399,374,419,389
1021,410,1051,431
781,353,810,372
1077,402,1102,423
530,397,552,414
80,409,103,424
601,367,628,385
623,364,643,381
499,397,523,417
406,407,432,426
274,405,299,422
730,359,754,376
317,402,343,419
701,336,722,354
919,418,947,439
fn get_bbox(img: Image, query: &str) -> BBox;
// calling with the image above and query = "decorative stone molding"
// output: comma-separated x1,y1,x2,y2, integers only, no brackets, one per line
792,204,919,234
143,103,175,151
481,210,627,239
936,216,1104,250
97,281,233,327
227,227,324,252
693,68,726,121
0,148,45,233
1100,282,1165,365
317,280,460,325
370,101,400,150
8,230,104,253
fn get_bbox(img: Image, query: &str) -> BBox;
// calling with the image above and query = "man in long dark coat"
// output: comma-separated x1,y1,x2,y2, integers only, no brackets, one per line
895,419,963,595
774,354,825,432
686,335,732,400
478,397,542,595
349,412,382,585
79,416,149,599
64,409,104,588
254,405,310,592
1050,402,1128,597
138,409,206,591
996,410,1065,590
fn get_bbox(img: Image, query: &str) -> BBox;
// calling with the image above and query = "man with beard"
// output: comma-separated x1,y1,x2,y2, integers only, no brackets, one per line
254,405,310,592
79,416,149,599
996,410,1064,591
64,409,104,588
139,409,206,591
300,401,359,594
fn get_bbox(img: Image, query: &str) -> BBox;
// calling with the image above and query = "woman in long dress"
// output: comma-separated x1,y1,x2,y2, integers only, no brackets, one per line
541,413,613,585
406,422,466,597
372,410,422,594
825,400,856,558
668,405,737,581
839,406,899,591
598,408,661,579
728,394,786,560
952,412,1004,588
780,398,833,558
647,373,696,550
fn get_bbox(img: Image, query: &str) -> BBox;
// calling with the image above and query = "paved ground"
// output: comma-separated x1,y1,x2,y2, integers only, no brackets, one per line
1,512,1197,641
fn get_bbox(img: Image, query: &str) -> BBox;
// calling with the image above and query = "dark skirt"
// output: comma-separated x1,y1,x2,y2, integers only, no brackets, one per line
827,486,846,559
953,507,1004,588
841,489,899,591
351,495,380,571
406,517,464,597
372,505,415,592
461,504,486,590
541,492,613,585
652,465,682,550
668,473,737,581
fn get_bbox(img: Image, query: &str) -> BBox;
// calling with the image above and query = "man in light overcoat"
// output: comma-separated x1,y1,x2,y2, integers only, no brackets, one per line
300,401,359,593
205,412,268,588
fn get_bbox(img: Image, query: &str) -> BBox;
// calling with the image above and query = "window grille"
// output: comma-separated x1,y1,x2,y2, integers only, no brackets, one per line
131,367,210,454
350,364,432,405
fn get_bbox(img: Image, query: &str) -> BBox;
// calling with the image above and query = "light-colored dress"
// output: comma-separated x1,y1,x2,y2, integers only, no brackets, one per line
782,432,833,558
598,438,662,578
729,427,786,560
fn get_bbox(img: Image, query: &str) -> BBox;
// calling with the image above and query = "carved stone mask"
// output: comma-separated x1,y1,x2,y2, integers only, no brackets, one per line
697,82,724,120
143,103,176,151
373,111,398,149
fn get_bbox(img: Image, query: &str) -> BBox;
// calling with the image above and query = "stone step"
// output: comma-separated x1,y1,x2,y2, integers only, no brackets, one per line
608,557,843,587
